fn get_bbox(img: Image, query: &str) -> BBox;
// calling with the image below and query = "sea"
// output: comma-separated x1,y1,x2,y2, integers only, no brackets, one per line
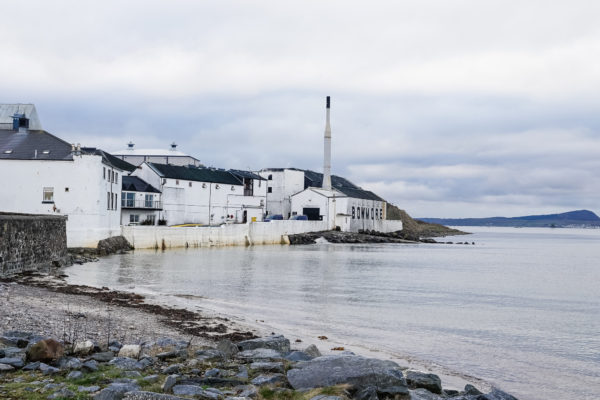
63,227,600,400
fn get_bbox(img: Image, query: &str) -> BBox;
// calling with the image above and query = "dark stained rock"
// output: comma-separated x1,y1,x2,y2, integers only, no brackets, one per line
83,360,99,372
284,351,312,362
287,355,407,393
162,363,182,375
249,362,285,374
409,388,444,399
0,357,24,368
405,371,442,394
39,363,60,375
91,352,115,362
97,236,133,256
237,335,290,354
479,388,519,400
178,377,248,387
195,349,225,362
464,385,482,396
26,338,64,362
23,361,41,371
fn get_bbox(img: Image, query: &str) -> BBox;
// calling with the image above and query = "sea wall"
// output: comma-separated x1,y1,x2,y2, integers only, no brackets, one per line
0,213,69,277
122,220,329,249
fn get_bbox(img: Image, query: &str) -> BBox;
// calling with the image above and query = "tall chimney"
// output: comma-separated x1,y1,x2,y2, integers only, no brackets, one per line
322,96,332,191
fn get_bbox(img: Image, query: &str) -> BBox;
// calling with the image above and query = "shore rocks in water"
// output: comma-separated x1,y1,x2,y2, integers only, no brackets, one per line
0,331,519,400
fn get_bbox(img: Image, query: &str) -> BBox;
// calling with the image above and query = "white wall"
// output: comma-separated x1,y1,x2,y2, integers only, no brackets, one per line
0,155,122,247
260,169,305,218
122,220,329,249
121,190,162,225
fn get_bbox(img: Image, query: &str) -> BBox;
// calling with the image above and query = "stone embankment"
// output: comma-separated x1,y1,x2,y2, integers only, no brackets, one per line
0,333,518,400
288,230,475,246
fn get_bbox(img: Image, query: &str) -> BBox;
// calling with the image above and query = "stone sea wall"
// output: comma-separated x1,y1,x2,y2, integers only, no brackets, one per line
0,213,69,277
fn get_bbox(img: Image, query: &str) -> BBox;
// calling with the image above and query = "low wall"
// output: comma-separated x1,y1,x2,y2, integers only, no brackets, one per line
0,213,69,277
122,220,329,249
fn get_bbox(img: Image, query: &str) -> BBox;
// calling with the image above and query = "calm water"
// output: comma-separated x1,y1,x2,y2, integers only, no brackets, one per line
64,227,600,400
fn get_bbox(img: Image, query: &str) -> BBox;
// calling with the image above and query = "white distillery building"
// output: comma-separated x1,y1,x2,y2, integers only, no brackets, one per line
121,175,163,225
258,168,305,218
133,162,266,226
0,105,135,246
112,142,202,167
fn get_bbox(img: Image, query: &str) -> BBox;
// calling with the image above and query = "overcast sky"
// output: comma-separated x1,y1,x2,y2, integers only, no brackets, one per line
2,0,599,217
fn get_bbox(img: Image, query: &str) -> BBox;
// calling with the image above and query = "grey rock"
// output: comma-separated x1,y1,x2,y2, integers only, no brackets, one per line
83,360,100,372
285,351,312,362
354,386,378,400
237,335,290,354
124,371,143,378
162,374,179,393
73,340,95,355
406,371,442,394
23,361,41,370
94,382,141,400
444,389,459,396
119,345,142,359
179,377,248,387
310,396,343,400
143,375,160,383
480,388,520,400
1,347,25,358
123,392,188,400
409,388,444,400
48,388,75,399
172,385,221,399
0,349,3,358
138,357,154,369
156,350,182,360
67,370,84,380
303,344,321,359
235,385,257,398
162,363,182,374
464,385,482,396
40,363,60,375
79,385,101,393
92,352,115,362
237,348,282,360
206,388,224,395
113,378,139,384
205,368,221,377
195,348,225,362
109,357,146,370
217,339,239,359
287,355,407,392
0,363,15,372
44,383,65,391
235,365,249,379
0,357,24,368
251,374,286,386
226,397,253,400
109,341,123,351
153,337,189,349
59,357,83,370
249,362,284,374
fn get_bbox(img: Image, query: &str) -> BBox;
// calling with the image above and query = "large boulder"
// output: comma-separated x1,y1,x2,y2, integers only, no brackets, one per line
27,339,64,363
405,371,442,394
287,355,407,393
236,348,282,361
479,388,520,400
237,335,290,354
119,345,142,359
97,235,133,256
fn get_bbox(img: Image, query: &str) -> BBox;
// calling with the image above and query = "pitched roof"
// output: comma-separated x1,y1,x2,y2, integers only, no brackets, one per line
147,163,242,185
229,169,266,181
0,129,73,160
122,176,161,193
81,147,137,172
302,169,384,201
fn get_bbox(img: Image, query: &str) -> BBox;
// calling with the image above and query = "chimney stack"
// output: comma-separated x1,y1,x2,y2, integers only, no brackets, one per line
322,96,332,191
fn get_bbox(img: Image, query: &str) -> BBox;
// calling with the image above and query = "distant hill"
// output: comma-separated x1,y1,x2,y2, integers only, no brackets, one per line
418,210,600,228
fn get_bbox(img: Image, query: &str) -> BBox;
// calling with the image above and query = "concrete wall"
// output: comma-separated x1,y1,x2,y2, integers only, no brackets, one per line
122,220,328,249
0,213,69,277
0,155,122,247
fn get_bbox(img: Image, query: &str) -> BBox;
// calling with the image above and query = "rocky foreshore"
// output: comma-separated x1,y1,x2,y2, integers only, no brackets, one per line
0,332,518,400
287,231,475,246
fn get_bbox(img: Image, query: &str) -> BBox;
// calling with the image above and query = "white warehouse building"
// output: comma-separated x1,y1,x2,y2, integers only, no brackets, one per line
112,142,202,167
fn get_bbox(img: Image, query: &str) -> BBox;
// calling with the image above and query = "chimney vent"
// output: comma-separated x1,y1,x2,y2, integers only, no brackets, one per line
322,96,332,191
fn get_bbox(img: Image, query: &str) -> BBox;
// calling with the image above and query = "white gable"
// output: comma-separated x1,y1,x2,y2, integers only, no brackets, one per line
0,104,43,130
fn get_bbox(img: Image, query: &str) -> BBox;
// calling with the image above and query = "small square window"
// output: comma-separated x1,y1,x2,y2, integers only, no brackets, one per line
42,187,54,203
176,180,180,185
65,187,69,192
189,181,192,187
267,187,272,193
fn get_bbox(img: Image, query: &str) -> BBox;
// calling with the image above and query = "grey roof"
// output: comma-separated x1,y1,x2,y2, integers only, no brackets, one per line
229,169,266,181
302,169,384,201
81,147,137,172
0,129,73,160
122,176,161,193
148,163,243,185
0,104,42,130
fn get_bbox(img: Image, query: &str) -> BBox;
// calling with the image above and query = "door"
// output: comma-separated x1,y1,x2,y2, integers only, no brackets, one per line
303,207,321,221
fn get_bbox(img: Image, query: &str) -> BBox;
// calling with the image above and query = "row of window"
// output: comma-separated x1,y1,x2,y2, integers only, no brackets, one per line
107,192,118,210
103,167,119,184
122,192,156,208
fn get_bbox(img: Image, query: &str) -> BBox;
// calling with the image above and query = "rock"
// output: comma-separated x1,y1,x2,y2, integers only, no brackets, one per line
195,349,225,362
97,235,133,256
236,365,249,379
303,344,321,358
124,371,143,378
83,360,99,372
237,348,282,360
205,368,221,377
444,389,459,396
251,373,286,386
237,335,290,354
162,363,182,375
27,339,64,362
405,371,442,394
218,339,239,359
480,388,520,400
235,385,258,398
59,357,83,370
109,341,123,352
0,349,3,358
0,357,24,368
144,375,160,383
74,340,96,355
354,386,378,400
23,361,41,371
287,355,407,393
48,387,75,399
172,385,220,399
67,371,84,380
0,363,15,373
464,385,482,396
310,396,344,400
92,351,115,362
119,345,142,359
409,388,444,400
1,347,25,358
156,350,181,360
162,375,179,393
249,362,284,374
40,363,60,375
179,377,248,388
109,357,146,370
79,385,101,393
285,351,312,362
94,382,141,400
124,392,188,400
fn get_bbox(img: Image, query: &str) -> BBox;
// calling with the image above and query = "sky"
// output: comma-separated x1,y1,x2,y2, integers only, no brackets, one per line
2,0,600,218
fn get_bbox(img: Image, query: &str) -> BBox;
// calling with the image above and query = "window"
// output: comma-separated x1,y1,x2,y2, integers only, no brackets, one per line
268,174,273,180
129,214,140,224
146,215,155,225
145,194,153,208
215,184,220,189
267,187,272,193
189,182,192,187
107,192,110,210
115,172,118,183
103,167,106,179
123,192,135,207
42,187,54,203
176,180,179,185
115,193,118,209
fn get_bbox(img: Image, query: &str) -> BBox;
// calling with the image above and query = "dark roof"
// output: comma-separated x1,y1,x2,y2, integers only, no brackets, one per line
122,176,161,193
81,147,137,172
0,129,73,161
148,163,242,185
302,169,384,201
229,169,265,181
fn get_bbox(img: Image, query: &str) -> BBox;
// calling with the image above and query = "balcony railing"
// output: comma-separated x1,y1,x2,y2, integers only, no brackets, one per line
121,199,163,210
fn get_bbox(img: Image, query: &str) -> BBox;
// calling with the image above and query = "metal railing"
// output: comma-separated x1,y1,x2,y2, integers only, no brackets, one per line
121,199,163,209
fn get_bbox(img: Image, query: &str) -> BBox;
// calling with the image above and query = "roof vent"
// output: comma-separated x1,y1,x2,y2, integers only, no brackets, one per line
170,142,177,151
127,141,135,149
12,113,29,133
3,150,13,154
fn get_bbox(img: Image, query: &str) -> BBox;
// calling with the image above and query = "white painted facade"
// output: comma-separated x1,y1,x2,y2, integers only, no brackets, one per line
133,163,266,226
121,190,162,226
112,146,201,167
0,155,123,247
259,169,305,218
